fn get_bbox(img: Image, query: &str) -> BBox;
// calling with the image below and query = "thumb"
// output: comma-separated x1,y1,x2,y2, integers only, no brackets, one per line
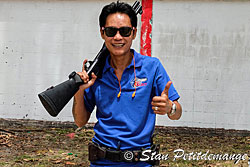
161,81,172,97
88,72,97,86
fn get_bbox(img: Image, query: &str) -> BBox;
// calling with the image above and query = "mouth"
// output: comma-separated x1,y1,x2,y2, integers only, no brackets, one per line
112,43,125,48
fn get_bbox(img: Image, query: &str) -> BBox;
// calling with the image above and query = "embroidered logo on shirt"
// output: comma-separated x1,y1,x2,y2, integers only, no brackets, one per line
130,77,148,88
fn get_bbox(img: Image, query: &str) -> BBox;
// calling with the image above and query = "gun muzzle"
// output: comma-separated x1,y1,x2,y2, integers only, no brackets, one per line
38,72,83,117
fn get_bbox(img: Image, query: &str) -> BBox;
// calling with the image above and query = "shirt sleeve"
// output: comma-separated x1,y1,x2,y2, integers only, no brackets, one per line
84,87,96,113
153,59,180,101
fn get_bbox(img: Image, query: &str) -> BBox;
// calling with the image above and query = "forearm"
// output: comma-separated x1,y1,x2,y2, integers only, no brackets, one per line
168,101,182,120
72,90,91,127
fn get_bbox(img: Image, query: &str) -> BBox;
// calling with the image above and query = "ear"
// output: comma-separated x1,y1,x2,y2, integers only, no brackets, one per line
100,28,105,39
132,28,137,40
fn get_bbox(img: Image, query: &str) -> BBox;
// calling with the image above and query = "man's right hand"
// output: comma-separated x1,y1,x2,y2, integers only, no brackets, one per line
77,59,97,91
72,59,95,127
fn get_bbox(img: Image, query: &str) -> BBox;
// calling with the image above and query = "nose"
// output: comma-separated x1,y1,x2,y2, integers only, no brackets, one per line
113,31,123,40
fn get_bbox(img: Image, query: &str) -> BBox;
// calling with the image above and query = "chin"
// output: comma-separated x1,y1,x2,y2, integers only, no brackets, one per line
111,47,131,56
113,51,126,56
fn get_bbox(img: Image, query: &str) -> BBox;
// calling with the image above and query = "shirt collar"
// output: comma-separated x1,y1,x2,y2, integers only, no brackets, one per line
103,49,143,73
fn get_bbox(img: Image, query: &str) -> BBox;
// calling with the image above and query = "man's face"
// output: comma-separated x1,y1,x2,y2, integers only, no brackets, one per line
101,13,137,57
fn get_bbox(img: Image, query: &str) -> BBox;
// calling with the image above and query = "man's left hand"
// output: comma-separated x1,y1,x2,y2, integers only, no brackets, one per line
151,81,173,115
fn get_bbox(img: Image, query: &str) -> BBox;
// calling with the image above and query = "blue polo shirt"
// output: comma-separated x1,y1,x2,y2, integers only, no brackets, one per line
84,49,180,166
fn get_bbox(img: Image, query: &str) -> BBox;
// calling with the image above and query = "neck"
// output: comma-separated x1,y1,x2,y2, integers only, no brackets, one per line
110,51,133,71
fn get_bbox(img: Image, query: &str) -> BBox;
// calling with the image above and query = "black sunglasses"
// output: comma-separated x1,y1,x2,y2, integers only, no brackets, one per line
103,26,133,37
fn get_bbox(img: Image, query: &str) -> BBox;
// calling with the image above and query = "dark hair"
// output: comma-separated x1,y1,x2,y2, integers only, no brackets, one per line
99,1,137,28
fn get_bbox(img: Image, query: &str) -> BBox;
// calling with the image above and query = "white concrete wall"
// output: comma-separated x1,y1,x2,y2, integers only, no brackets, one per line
153,0,250,130
0,0,140,122
0,0,249,130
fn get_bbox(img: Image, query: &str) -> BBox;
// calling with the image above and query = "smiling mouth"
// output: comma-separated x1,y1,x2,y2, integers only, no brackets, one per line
112,43,125,48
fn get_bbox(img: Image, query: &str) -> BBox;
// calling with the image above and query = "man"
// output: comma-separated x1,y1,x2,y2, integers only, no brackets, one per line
72,1,182,166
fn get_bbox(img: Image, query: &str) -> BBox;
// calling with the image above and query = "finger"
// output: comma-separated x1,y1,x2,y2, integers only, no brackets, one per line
152,96,167,103
154,110,165,115
92,72,97,78
82,59,88,72
152,106,165,112
151,102,167,108
77,72,84,80
161,81,172,97
87,72,97,86
82,70,89,83
152,106,160,111
77,72,89,84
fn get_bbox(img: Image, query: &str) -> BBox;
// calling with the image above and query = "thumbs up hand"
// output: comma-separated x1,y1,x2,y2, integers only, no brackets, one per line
151,81,173,115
